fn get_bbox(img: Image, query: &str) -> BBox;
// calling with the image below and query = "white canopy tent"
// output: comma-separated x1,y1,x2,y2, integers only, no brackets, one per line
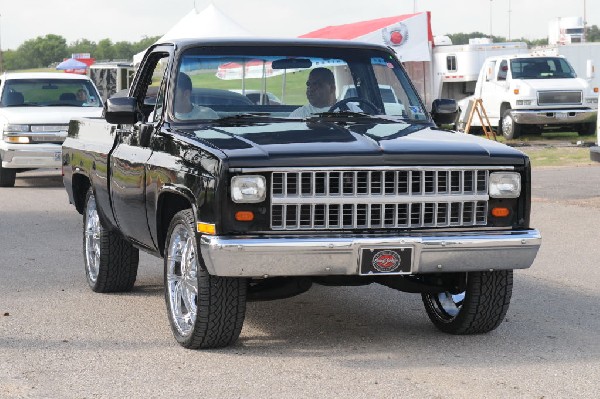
133,4,253,66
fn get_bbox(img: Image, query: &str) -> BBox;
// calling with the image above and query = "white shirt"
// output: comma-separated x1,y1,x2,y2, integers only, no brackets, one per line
288,102,363,118
175,104,219,120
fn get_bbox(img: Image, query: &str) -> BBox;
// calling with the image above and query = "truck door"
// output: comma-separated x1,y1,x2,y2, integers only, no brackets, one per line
109,48,172,250
481,59,509,122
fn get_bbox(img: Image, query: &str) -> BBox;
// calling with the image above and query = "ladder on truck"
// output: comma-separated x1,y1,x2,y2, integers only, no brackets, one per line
463,98,496,140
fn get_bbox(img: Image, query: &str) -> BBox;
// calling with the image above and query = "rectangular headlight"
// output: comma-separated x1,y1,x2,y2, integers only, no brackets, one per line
4,124,30,132
489,172,521,198
231,175,266,203
516,100,532,106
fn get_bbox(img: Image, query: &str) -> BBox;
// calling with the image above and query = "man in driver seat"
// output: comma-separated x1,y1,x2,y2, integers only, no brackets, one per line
289,67,360,118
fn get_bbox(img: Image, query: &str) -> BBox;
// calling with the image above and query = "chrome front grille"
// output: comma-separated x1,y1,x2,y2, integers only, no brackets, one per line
270,168,490,230
537,90,582,105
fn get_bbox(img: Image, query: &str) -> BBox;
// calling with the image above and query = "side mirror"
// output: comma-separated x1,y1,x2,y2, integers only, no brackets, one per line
105,96,138,124
431,99,459,126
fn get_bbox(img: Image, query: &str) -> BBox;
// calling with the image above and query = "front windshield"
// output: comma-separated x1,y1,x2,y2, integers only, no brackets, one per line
0,78,102,108
511,57,577,79
172,45,428,122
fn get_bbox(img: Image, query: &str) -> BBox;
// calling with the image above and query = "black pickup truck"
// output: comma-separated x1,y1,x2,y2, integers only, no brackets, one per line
62,38,541,349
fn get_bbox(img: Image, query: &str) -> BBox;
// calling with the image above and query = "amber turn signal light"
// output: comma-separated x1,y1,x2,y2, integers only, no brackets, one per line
491,207,510,217
235,211,254,221
513,89,519,95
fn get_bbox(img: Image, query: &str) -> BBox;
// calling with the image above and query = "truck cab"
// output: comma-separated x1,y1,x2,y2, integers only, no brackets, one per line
459,55,598,139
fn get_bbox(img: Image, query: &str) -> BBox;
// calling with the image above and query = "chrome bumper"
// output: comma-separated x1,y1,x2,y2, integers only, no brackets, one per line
200,229,541,277
511,108,596,125
0,143,62,168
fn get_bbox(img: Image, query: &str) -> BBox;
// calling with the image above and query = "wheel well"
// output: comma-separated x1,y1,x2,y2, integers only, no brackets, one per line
72,174,91,214
500,102,511,115
157,192,193,256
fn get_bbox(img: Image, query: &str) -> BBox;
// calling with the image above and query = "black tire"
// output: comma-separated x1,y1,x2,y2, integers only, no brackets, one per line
500,109,521,140
578,122,596,136
0,158,16,187
421,270,513,334
164,209,247,349
83,188,139,292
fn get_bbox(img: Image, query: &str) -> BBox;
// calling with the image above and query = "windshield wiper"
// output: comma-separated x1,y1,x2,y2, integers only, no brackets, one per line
217,113,271,121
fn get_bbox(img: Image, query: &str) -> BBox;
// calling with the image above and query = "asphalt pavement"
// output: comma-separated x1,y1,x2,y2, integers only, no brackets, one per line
1,166,599,398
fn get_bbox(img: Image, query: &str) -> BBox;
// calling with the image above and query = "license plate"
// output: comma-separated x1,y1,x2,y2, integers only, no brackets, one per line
360,247,412,275
54,151,62,161
555,112,568,119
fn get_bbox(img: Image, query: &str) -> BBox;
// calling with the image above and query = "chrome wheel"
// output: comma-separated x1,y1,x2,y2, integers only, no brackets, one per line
422,271,513,334
166,224,198,337
501,114,513,136
84,194,101,283
429,292,466,320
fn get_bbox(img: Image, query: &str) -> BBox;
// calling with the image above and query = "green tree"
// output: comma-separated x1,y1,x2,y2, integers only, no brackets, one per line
18,34,68,68
67,39,97,57
587,25,600,42
112,41,134,60
95,38,115,61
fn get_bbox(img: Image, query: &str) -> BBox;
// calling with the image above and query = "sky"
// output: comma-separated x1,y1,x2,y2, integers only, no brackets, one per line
1,0,598,50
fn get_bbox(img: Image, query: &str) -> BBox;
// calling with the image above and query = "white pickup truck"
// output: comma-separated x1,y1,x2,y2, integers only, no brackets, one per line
0,72,103,187
458,55,598,139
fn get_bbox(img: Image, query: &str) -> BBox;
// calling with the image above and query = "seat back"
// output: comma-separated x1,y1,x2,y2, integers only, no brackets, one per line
59,92,77,101
4,91,25,106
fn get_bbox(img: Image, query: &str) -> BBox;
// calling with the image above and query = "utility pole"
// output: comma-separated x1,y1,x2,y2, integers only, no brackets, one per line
0,14,4,74
507,0,512,40
490,0,494,38
583,0,587,42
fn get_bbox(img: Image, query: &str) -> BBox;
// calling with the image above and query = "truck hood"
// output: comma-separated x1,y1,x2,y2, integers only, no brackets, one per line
0,107,103,124
183,120,526,168
515,77,590,91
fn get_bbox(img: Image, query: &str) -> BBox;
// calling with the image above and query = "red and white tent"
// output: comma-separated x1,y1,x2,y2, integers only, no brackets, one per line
300,12,434,62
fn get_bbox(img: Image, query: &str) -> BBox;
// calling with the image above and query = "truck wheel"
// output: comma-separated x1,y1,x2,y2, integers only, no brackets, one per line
577,123,596,136
500,110,521,140
0,159,16,187
83,188,139,292
421,270,513,334
164,209,247,349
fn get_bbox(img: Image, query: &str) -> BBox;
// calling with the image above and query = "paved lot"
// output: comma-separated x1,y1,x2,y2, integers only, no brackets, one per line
1,166,599,398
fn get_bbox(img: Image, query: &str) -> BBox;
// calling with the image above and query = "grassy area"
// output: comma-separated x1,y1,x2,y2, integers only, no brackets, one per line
473,130,598,167
517,146,596,167
189,69,310,105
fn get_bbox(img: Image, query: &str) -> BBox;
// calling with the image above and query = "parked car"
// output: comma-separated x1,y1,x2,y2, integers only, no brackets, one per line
0,72,102,186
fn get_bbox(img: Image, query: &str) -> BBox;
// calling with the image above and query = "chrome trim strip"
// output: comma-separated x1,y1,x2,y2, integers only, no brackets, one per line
230,165,515,173
200,229,541,277
271,194,489,205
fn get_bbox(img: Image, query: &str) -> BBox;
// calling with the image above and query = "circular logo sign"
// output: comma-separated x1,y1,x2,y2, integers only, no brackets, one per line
372,250,401,272
382,23,409,47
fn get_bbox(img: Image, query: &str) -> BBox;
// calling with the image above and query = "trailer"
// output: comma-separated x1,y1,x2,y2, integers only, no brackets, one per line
430,37,528,103
88,62,135,102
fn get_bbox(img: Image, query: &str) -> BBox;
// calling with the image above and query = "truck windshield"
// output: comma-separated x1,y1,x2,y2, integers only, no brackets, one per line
0,79,102,108
511,57,577,79
172,46,428,122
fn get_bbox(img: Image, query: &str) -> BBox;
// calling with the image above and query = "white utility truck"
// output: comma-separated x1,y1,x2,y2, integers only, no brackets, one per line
458,54,598,139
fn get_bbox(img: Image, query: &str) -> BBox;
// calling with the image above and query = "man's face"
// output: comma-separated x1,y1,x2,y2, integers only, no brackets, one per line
306,72,334,108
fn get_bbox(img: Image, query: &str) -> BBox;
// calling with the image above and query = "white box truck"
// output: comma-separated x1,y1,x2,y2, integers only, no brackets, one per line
458,54,598,139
